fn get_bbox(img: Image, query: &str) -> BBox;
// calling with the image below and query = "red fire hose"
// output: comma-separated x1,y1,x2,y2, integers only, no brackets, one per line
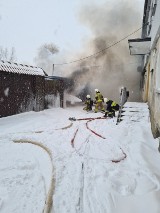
111,148,127,163
71,128,79,148
86,120,106,139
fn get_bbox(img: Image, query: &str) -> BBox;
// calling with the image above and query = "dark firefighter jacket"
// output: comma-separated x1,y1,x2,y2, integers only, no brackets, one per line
106,100,119,112
85,98,93,106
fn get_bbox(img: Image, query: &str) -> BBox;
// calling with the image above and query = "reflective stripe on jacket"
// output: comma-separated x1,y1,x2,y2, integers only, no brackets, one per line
111,101,116,107
85,99,93,105
95,92,103,103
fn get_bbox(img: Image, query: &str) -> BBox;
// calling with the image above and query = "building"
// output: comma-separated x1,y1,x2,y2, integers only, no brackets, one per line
0,60,46,117
44,76,68,108
0,60,67,118
128,0,160,138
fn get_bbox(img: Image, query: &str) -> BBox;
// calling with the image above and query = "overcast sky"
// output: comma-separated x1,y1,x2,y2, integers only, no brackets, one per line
0,0,145,65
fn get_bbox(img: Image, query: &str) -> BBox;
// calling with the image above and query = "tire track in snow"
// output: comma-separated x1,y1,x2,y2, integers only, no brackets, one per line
78,142,96,213
70,127,91,213
77,162,84,213
68,120,128,212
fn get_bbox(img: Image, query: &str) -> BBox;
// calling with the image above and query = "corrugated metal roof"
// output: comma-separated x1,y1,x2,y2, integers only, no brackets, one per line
0,60,45,76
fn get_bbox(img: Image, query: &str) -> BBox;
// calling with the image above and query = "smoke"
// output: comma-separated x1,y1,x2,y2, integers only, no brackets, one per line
34,43,59,74
66,0,144,102
67,67,92,101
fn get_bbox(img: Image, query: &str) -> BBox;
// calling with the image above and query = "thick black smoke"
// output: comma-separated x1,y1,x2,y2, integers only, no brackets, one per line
67,67,92,101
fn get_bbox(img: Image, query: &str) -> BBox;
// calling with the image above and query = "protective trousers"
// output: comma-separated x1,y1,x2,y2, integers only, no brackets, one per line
94,101,105,112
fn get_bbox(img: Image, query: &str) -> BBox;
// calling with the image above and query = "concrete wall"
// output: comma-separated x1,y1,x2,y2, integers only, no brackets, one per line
143,38,160,137
141,0,160,138
141,62,151,102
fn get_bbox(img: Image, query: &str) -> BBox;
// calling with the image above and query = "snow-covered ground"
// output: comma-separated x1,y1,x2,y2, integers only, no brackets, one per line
0,102,160,213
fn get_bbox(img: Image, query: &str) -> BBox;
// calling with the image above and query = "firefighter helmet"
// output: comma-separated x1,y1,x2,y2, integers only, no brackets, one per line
86,94,90,99
95,89,99,92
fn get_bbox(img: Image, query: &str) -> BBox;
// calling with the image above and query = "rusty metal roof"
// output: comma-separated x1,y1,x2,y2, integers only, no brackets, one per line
0,60,45,76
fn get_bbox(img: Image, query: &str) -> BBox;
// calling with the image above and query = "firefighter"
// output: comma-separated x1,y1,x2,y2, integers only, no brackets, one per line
83,94,93,111
103,98,119,118
94,89,105,113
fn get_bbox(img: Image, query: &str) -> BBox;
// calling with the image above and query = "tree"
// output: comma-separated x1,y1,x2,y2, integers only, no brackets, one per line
34,43,59,75
0,46,17,62
10,47,16,62
43,43,59,55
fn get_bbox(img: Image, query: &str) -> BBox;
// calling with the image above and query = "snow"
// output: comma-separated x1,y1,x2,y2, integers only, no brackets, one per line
0,60,45,76
0,102,160,213
4,88,9,97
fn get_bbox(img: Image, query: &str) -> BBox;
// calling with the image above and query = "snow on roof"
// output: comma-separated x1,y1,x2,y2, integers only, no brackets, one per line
0,60,45,76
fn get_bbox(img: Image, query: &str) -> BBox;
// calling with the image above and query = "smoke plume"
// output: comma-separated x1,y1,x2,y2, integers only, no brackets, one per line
66,0,144,102
67,67,92,101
